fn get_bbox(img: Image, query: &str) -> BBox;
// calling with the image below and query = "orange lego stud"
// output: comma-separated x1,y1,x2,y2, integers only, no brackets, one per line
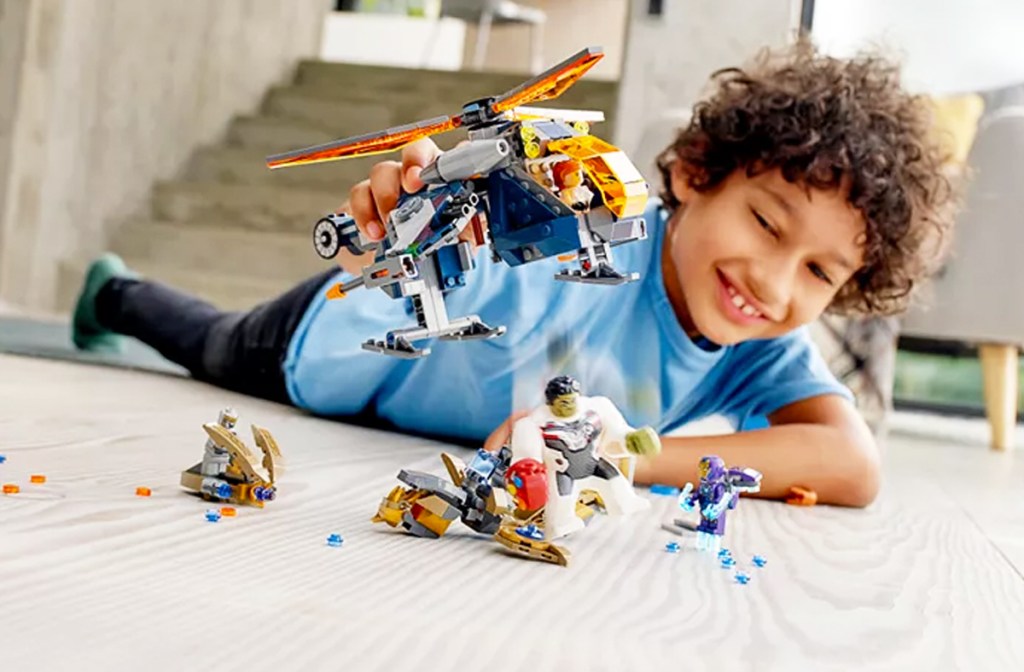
135,487,152,497
30,474,46,484
220,507,237,517
3,484,19,495
785,486,817,506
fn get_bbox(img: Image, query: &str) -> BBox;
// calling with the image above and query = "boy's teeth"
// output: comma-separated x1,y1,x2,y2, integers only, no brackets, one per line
727,284,762,318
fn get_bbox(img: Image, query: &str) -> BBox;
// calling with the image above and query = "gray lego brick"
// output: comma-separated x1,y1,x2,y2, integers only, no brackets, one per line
0,316,186,376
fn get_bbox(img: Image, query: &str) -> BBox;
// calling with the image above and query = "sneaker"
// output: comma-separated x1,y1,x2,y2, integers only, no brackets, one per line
71,253,136,352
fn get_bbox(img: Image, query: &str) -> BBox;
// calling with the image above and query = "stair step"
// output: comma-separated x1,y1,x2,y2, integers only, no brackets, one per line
277,79,618,121
226,116,344,154
184,146,376,192
151,181,338,233
226,111,477,156
108,221,332,283
295,60,540,94
263,87,455,135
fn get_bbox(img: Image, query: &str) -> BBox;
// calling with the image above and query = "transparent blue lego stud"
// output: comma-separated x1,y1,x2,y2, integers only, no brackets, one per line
734,572,751,585
326,533,344,547
205,509,222,522
0,455,6,464
515,524,544,540
720,556,736,569
650,484,681,496
718,548,732,559
665,541,681,553
216,483,232,499
752,555,767,568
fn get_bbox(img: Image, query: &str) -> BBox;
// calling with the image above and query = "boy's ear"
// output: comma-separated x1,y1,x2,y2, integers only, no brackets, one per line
669,159,694,205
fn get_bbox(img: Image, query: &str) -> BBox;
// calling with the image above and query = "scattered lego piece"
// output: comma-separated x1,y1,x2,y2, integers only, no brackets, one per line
516,524,545,541
494,521,571,567
785,486,818,506
180,408,284,508
220,507,236,517
665,541,681,553
734,572,751,585
135,487,152,497
721,556,736,569
204,509,221,522
2,484,19,495
752,555,767,568
30,475,46,484
650,484,680,496
0,455,6,464
326,534,344,547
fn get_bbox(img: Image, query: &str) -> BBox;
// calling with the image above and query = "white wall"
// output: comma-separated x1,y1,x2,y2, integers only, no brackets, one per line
812,0,1024,95
614,0,801,156
0,0,331,311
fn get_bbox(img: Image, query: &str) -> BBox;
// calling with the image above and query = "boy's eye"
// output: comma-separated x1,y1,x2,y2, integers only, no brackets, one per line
808,263,833,285
752,209,777,237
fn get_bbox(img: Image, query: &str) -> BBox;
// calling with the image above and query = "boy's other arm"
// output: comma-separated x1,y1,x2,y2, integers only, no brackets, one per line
632,394,880,508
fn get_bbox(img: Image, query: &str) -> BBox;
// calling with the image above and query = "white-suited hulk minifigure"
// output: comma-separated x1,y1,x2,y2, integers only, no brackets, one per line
509,375,662,540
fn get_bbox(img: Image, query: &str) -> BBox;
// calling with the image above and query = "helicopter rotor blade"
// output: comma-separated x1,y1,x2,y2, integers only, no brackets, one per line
509,106,605,123
266,115,462,169
490,46,603,115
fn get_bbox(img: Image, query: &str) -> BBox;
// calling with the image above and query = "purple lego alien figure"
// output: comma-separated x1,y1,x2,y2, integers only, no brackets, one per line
677,455,762,554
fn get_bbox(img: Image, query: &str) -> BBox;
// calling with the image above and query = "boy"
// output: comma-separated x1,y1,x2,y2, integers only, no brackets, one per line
71,41,956,507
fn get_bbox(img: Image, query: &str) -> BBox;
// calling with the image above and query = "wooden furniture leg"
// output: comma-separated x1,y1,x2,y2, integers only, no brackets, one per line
979,343,1019,451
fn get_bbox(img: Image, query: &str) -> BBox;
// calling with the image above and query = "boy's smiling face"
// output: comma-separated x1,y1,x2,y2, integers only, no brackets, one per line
663,162,866,346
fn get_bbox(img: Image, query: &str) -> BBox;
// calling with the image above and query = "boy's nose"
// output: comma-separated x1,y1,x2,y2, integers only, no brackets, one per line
746,262,795,318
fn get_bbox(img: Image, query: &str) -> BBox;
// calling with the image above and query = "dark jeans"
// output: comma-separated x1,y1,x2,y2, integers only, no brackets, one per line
95,269,339,404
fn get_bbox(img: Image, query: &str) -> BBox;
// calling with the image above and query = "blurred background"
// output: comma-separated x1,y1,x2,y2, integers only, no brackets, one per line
0,0,1022,450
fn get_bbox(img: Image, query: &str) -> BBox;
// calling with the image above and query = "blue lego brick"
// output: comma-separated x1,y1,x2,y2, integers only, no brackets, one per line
205,509,222,523
734,572,751,585
752,555,767,568
665,541,681,553
434,245,469,290
467,449,500,479
486,171,580,265
326,534,344,547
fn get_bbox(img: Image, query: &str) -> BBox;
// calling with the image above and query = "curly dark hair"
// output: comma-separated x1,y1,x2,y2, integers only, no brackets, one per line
655,39,959,315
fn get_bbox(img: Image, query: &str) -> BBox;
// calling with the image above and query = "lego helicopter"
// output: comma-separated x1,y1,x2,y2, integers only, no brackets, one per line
266,46,650,358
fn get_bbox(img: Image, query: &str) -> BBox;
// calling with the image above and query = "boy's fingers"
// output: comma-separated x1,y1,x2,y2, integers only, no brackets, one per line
368,160,403,229
347,180,385,241
400,138,443,193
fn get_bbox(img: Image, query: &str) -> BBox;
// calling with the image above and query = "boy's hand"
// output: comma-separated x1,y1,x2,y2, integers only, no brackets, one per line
334,137,483,276
345,137,443,243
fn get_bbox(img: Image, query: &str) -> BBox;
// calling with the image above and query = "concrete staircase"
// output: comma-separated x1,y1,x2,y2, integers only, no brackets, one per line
58,61,618,312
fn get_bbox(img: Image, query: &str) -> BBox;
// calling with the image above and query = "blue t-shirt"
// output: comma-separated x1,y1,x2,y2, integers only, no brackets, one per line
283,201,852,442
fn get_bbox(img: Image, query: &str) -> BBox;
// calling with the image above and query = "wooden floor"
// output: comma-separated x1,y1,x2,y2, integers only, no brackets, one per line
1,353,1023,672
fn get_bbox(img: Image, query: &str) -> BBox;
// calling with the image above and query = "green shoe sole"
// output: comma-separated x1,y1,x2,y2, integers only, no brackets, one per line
71,253,135,352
